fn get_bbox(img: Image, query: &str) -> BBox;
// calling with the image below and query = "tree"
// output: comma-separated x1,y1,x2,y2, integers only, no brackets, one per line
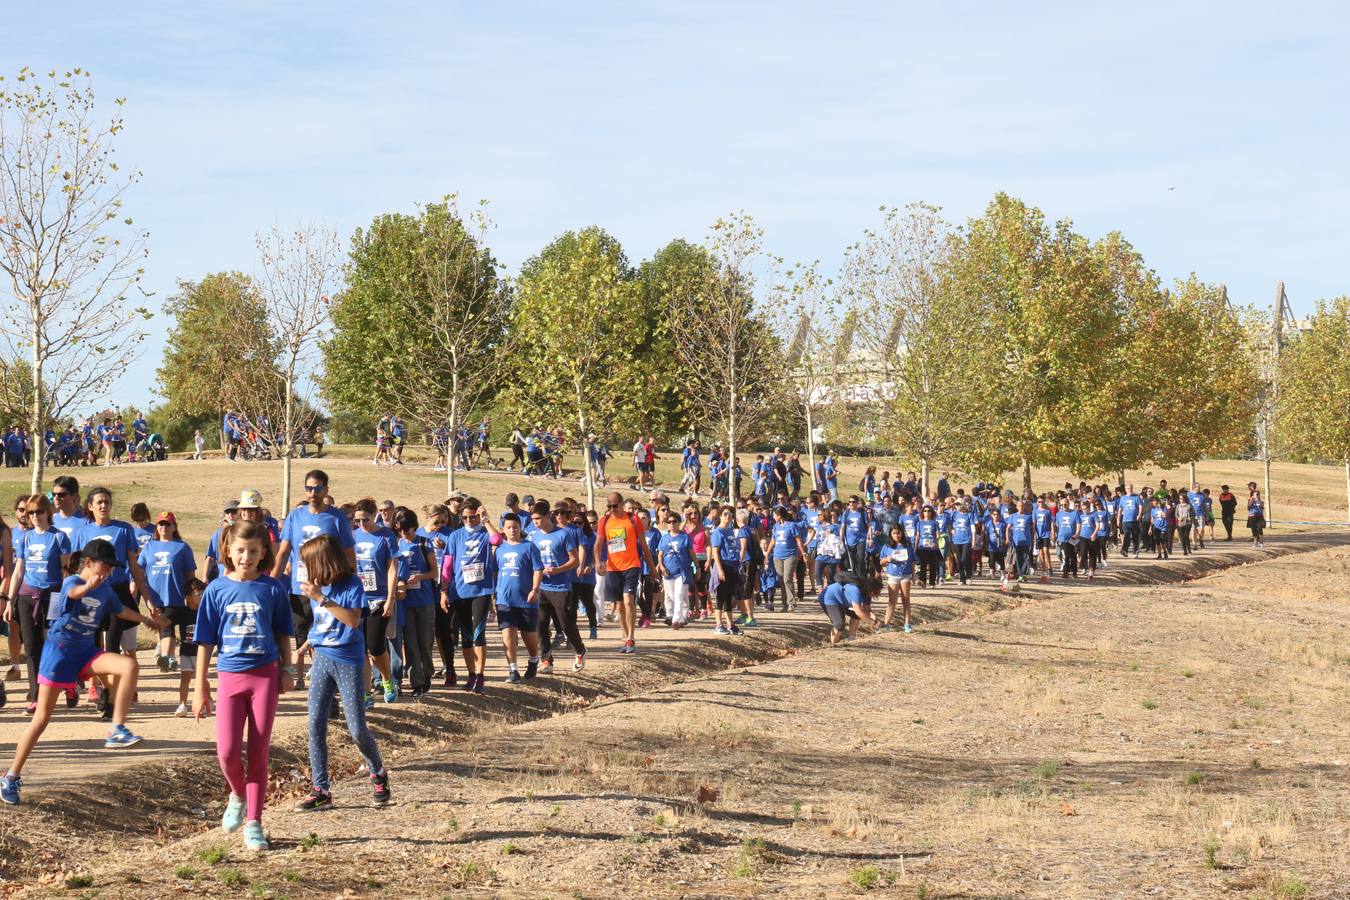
500,227,650,510
156,272,279,449
667,213,784,491
845,203,999,495
0,67,150,492
1274,296,1350,519
252,223,340,511
636,239,709,443
773,260,841,485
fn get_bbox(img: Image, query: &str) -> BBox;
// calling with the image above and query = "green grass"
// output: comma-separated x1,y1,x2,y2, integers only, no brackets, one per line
196,845,227,865
281,869,303,883
219,868,248,887
500,842,521,855
1244,696,1264,709
173,865,196,880
64,875,94,888
1033,760,1060,780
849,865,880,890
731,837,769,878
1186,771,1207,786
1272,875,1308,898
1142,699,1158,710
791,799,804,818
1202,836,1220,869
1181,669,1196,678
299,831,321,848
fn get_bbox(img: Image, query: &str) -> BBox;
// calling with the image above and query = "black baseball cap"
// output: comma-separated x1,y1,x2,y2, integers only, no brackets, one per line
81,539,119,568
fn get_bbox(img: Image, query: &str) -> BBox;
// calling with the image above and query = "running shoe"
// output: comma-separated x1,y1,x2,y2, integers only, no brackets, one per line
25,702,37,715
295,789,333,812
2,665,18,683
460,676,474,694
174,703,190,718
242,821,270,851
574,654,586,672
540,659,554,676
712,626,730,635
371,769,391,806
380,680,397,703
903,623,913,634
221,793,245,833
729,626,744,636
472,674,485,694
589,626,598,640
524,660,538,679
742,618,760,628
0,772,20,806
507,669,521,684
104,725,143,749
155,653,169,673
624,639,636,654
444,670,457,688
639,617,651,629
168,657,180,672
364,693,375,711
64,687,78,708
734,614,748,625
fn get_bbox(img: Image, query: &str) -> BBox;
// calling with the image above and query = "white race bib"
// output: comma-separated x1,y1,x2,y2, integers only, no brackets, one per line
295,560,308,584
462,562,485,584
607,534,627,555
896,548,909,562
359,570,377,592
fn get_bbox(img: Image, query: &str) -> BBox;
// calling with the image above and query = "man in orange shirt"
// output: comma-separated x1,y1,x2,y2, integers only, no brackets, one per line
593,492,656,654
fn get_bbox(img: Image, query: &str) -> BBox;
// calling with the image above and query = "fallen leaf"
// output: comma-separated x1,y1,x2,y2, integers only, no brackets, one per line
1058,803,1078,816
697,785,718,805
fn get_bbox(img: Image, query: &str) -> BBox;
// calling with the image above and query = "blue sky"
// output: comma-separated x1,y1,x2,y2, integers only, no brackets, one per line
10,1,1349,411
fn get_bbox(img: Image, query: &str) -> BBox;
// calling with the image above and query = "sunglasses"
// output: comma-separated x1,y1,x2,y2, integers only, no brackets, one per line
304,485,323,493
52,491,68,498
25,507,44,515
157,521,174,527
353,516,372,524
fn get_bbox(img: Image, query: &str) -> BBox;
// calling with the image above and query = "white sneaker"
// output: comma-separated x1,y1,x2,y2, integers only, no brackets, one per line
174,703,189,717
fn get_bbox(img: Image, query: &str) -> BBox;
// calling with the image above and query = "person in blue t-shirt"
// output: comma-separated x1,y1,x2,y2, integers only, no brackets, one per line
528,500,583,673
656,512,694,626
6,496,71,706
494,514,542,683
440,497,500,695
949,501,976,585
819,572,877,645
136,511,198,676
878,524,915,633
1247,489,1266,547
824,454,839,502
1007,501,1035,581
271,470,356,688
767,506,806,612
1149,498,1172,558
1118,486,1143,558
393,507,438,697
294,533,389,813
914,506,942,588
352,500,400,702
1,539,166,807
193,520,295,847
1075,500,1099,577
985,508,1007,582
1054,503,1081,578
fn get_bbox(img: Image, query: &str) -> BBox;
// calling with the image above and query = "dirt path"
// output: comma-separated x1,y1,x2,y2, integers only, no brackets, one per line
7,535,1350,897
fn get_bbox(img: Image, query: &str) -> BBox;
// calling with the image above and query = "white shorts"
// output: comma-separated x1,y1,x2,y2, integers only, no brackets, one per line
886,574,912,588
119,626,138,654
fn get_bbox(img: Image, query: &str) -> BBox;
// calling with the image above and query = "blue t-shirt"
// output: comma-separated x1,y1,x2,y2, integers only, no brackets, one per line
985,517,1005,551
309,574,367,668
353,528,394,599
916,519,939,549
133,524,155,554
820,581,863,608
657,530,694,582
569,524,596,586
711,526,741,565
194,574,294,673
1008,513,1033,547
417,525,455,577
48,574,122,647
1151,506,1169,529
1092,509,1111,537
1077,513,1097,540
397,536,436,608
1033,507,1053,539
446,526,496,598
771,522,800,559
1119,494,1142,524
51,510,84,545
137,540,197,608
494,540,541,608
529,527,576,592
19,528,70,590
842,509,868,547
279,506,356,593
74,519,138,585
950,511,974,546
1187,491,1206,516
880,543,914,578
1055,510,1081,543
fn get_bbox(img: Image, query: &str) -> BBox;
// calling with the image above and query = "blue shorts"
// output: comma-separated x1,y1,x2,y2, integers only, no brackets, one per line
495,605,539,632
38,640,104,689
603,567,641,602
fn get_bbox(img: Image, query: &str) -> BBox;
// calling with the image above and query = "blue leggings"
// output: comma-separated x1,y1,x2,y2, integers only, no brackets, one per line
307,652,384,792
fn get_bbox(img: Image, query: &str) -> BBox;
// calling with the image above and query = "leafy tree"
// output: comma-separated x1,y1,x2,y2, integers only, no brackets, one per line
0,67,151,492
636,239,708,442
773,259,841,481
1274,296,1350,518
156,272,280,449
500,227,651,509
666,214,785,490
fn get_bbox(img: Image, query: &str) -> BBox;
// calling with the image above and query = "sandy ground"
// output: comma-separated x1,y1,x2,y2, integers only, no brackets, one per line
4,533,1349,898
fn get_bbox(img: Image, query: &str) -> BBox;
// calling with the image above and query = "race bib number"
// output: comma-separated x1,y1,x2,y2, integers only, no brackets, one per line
607,529,628,555
360,570,377,592
295,560,308,584
462,562,485,584
896,548,909,562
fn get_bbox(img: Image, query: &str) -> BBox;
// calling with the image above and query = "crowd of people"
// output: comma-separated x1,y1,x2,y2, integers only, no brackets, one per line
3,414,169,468
0,459,1271,849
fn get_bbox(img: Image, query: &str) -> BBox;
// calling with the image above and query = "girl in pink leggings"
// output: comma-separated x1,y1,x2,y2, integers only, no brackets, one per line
193,521,295,851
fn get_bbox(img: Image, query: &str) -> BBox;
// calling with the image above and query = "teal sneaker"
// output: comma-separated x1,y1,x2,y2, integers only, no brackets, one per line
242,820,269,850
221,793,244,833
382,680,397,704
0,772,20,806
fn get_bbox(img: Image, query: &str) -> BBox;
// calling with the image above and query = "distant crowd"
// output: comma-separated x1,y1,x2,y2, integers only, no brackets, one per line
4,414,168,468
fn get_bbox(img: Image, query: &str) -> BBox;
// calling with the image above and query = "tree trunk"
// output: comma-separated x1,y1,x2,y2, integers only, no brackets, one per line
1021,458,1032,498
920,457,930,501
1188,460,1196,486
447,374,459,496
576,380,594,512
220,408,229,454
1263,456,1272,528
1117,469,1126,490
728,389,738,502
804,403,816,496
280,359,296,512
27,322,44,496
1344,460,1349,525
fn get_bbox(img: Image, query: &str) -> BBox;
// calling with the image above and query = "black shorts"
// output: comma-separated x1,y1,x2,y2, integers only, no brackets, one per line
455,594,492,648
496,605,539,632
1035,537,1050,550
103,581,139,653
603,567,641,602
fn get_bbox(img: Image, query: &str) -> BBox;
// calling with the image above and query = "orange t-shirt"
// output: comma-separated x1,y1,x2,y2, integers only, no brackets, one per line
601,513,644,572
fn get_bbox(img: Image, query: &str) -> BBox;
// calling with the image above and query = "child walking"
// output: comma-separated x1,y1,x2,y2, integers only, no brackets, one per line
194,521,295,850
1,540,166,805
293,534,390,811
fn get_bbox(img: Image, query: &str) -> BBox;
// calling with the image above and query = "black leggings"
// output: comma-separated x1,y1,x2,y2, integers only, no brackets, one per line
572,583,598,629
511,444,525,467
987,546,1005,575
715,571,740,613
17,588,50,702
434,596,456,672
455,594,492,648
953,543,972,583
364,604,390,658
917,546,941,586
1178,524,1193,555
538,589,585,658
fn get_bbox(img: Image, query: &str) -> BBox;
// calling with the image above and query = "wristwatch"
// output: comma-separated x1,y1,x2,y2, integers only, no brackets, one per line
281,664,298,677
